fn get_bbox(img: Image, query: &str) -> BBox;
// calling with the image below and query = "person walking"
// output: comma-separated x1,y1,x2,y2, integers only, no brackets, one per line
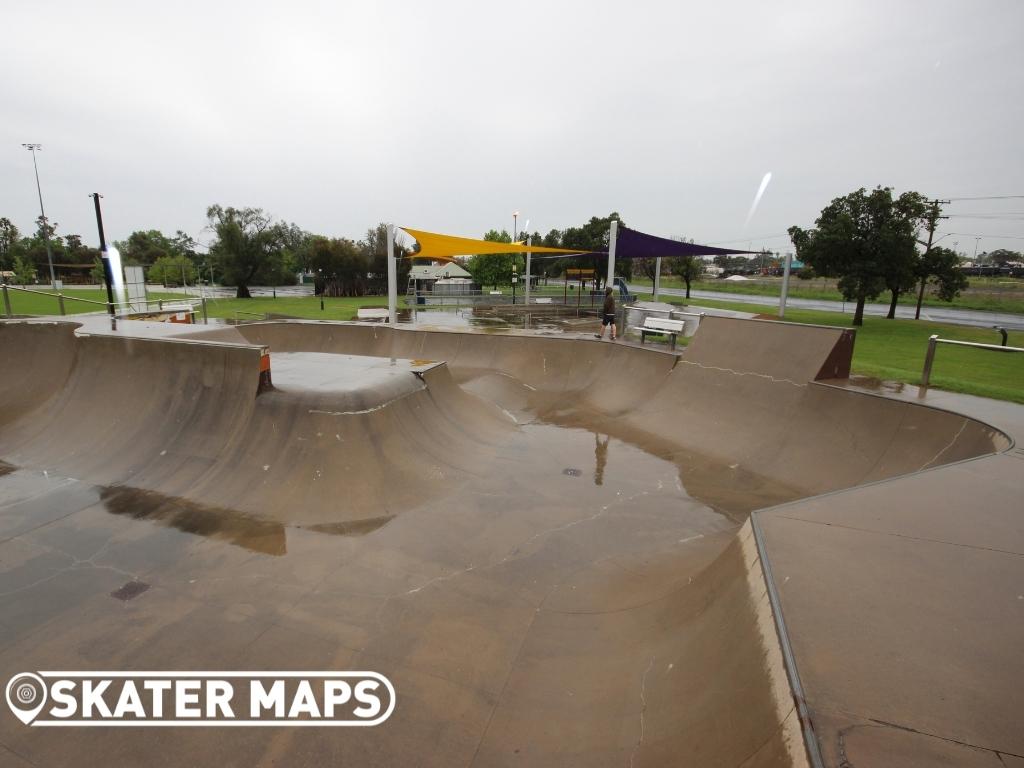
595,286,617,341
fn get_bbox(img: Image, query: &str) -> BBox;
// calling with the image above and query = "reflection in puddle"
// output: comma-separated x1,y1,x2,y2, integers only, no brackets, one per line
100,487,395,556
100,487,288,556
594,433,609,486
300,516,394,537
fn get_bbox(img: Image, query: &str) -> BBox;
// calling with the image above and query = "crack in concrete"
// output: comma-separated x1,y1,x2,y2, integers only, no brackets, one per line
674,359,806,388
918,418,969,471
630,656,656,768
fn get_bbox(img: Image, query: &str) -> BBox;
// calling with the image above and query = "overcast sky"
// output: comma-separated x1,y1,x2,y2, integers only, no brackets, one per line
3,0,1023,256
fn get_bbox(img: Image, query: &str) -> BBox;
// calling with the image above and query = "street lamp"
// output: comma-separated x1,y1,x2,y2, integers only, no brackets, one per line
21,143,57,288
513,211,519,242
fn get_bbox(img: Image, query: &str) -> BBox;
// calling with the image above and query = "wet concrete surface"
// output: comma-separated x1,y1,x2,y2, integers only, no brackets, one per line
0,317,1018,766
0,425,795,766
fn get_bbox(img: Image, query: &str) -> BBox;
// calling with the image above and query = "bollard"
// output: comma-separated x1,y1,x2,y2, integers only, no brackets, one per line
921,334,939,388
201,297,209,324
57,293,66,315
2,284,11,318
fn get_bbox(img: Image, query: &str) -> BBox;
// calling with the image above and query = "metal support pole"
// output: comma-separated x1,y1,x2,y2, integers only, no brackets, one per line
606,220,618,289
2,284,11,317
525,236,532,305
201,297,209,324
57,294,66,315
778,252,793,318
921,334,939,388
386,224,397,325
23,145,57,289
653,256,662,301
91,193,116,316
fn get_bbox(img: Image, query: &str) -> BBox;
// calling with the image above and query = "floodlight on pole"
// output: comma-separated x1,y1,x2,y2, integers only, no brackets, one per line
21,143,57,288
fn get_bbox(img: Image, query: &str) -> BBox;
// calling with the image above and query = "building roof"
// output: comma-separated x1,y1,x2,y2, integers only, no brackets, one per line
409,262,472,280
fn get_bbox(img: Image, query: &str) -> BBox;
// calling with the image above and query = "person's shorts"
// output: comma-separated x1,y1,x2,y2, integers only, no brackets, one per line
602,313,615,326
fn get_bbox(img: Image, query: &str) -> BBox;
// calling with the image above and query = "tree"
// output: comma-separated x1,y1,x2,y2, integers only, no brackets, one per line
0,218,21,270
914,246,968,315
879,192,928,318
669,255,702,298
789,187,926,326
306,237,368,296
12,254,35,285
149,255,197,286
467,230,516,290
556,212,625,287
982,249,1021,267
360,224,409,295
114,230,179,266
206,205,288,298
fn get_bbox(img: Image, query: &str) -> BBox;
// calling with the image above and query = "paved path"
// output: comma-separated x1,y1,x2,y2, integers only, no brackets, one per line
632,283,1024,330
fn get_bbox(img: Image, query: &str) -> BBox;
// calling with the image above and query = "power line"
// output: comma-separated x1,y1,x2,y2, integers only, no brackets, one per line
946,232,1024,241
707,233,790,244
945,195,1024,201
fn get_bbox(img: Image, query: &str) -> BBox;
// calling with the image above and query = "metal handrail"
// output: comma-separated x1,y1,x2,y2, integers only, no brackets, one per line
921,333,1024,387
1,282,204,319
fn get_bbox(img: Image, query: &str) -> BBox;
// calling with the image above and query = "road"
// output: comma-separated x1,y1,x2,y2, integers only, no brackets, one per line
628,283,1024,331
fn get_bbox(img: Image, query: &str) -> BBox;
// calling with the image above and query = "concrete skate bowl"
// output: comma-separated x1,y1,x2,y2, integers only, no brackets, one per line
0,317,1009,767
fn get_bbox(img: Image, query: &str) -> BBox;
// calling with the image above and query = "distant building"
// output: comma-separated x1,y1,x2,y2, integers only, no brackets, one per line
408,260,477,297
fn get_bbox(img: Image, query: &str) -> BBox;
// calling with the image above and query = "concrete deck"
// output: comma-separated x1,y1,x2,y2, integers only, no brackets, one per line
754,381,1024,767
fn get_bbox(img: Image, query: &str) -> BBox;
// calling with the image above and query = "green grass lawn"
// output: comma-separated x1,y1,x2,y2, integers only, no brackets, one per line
3,286,183,316
674,297,1024,403
629,275,1024,314
202,295,396,322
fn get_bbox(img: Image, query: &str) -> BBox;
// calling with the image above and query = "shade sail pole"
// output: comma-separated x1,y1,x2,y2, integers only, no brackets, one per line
653,256,662,301
525,236,532,305
607,220,618,288
779,252,792,319
387,224,397,324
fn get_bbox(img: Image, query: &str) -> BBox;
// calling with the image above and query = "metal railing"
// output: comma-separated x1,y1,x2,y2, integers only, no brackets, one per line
921,333,1024,387
1,283,208,323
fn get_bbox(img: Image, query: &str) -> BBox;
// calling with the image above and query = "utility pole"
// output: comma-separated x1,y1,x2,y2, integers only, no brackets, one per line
90,193,116,316
914,199,949,320
22,144,57,288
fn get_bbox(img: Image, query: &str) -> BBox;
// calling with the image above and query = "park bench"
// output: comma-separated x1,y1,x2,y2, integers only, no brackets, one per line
639,317,686,350
533,297,553,304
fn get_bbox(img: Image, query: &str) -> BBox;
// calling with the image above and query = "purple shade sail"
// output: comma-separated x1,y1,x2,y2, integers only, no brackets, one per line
615,227,757,259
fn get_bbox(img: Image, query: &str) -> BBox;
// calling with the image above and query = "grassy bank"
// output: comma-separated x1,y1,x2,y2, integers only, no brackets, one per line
675,297,1024,403
630,275,1024,314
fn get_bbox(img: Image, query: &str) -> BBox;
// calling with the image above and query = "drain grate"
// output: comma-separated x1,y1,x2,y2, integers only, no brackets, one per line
562,468,582,477
111,581,150,601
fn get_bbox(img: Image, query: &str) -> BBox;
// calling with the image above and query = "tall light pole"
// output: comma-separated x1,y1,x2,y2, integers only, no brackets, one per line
90,193,116,315
974,237,982,261
22,143,57,288
513,211,519,242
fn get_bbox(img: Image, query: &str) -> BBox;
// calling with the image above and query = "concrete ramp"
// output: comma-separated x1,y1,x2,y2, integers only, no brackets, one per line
0,316,1013,767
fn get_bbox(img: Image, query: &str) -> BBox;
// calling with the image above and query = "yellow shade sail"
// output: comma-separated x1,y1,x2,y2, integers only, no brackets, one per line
399,227,586,260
